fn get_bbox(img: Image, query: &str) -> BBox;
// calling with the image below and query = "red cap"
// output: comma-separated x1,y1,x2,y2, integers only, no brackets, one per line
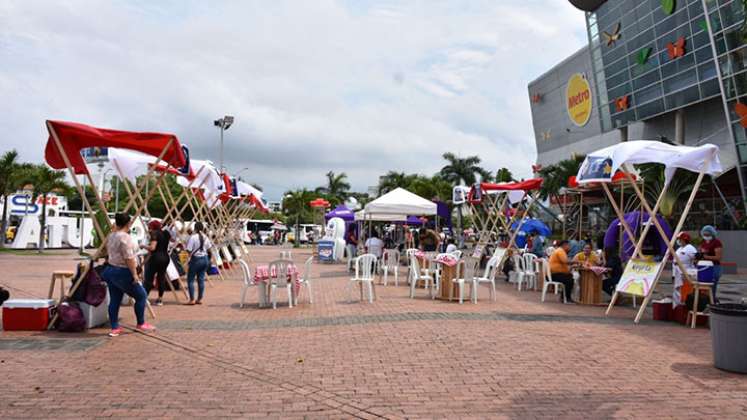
148,220,162,231
677,232,691,242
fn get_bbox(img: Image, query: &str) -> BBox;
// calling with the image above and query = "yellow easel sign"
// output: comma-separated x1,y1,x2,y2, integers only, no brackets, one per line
616,258,662,297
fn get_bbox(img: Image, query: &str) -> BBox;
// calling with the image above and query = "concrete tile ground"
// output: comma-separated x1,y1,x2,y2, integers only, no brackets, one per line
1,246,746,419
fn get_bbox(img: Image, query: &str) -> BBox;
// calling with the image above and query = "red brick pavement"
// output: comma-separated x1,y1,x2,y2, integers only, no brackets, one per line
1,246,746,419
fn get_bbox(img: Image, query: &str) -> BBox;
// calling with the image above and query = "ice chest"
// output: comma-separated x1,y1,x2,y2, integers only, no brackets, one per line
2,299,56,331
697,261,714,283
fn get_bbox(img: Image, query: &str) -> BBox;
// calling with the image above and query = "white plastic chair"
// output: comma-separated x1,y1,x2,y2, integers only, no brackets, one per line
510,254,523,285
238,260,259,308
268,259,293,309
541,258,567,303
347,254,377,303
473,256,498,302
381,249,400,286
452,258,478,304
295,256,313,305
409,254,438,299
405,248,418,284
519,253,538,291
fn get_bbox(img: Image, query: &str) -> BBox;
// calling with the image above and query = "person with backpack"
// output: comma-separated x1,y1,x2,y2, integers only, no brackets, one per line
185,221,212,305
101,213,156,337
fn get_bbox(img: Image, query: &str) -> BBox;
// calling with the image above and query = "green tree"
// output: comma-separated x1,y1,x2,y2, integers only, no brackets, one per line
316,171,350,205
24,164,70,253
0,150,29,247
495,167,514,183
638,164,700,221
377,171,416,195
408,175,452,203
537,155,585,201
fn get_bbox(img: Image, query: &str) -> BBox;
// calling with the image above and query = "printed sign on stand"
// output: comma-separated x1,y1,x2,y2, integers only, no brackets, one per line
616,258,663,297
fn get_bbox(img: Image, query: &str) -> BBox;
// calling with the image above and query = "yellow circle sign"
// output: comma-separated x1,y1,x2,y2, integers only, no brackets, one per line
566,73,592,127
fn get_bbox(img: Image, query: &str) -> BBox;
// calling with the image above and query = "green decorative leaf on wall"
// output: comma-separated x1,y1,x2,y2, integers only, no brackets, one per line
636,47,652,66
661,0,675,15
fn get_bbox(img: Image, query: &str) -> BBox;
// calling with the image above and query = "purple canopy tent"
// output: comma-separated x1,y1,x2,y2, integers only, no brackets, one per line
603,210,672,261
324,205,354,222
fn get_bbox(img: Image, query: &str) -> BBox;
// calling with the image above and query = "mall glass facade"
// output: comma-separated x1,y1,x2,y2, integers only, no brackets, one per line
585,0,747,204
703,0,747,201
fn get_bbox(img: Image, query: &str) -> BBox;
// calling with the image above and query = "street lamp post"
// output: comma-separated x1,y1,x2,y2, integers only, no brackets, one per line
214,115,234,171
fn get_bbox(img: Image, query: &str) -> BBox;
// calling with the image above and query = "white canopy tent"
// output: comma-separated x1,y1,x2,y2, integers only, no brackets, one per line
358,188,437,240
354,210,407,222
363,188,437,217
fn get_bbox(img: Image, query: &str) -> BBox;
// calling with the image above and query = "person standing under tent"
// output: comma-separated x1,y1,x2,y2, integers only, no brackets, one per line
530,232,545,257
697,225,723,301
345,226,358,260
568,236,583,259
365,231,385,259
141,220,171,306
549,240,575,304
602,247,623,297
185,221,213,305
672,232,697,306
100,213,156,337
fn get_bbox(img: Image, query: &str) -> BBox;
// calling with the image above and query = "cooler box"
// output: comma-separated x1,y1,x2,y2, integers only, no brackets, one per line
78,290,110,329
697,261,714,283
317,240,335,263
653,300,672,321
2,299,56,331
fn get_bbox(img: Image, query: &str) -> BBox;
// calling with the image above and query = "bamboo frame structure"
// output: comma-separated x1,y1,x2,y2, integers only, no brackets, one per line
45,122,182,327
604,162,710,323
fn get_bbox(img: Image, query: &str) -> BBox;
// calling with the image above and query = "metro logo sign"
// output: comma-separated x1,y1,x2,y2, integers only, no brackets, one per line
566,73,592,127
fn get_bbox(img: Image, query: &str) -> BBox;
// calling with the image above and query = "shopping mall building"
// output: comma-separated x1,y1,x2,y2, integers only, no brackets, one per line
529,0,747,220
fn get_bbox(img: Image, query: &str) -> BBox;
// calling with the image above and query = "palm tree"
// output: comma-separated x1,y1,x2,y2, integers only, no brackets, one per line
638,164,699,221
439,153,489,186
0,150,29,247
316,171,350,205
377,171,416,195
24,164,70,253
495,167,514,183
439,153,490,239
537,155,586,201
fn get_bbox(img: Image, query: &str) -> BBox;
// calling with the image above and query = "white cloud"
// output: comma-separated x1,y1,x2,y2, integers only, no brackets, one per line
0,0,587,199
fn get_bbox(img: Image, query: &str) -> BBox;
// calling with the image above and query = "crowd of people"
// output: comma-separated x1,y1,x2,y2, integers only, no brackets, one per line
542,225,724,305
98,212,216,337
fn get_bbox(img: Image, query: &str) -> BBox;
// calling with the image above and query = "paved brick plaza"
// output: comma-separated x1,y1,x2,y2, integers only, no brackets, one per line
1,246,746,419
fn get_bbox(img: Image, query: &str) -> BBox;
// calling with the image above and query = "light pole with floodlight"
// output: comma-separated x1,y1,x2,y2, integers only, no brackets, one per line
214,115,234,172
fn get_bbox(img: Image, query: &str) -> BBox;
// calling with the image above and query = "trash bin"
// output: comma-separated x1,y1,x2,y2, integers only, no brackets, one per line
710,303,747,374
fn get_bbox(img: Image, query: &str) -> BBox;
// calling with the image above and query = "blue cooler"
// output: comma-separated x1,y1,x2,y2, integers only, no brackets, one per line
317,240,335,263
697,260,714,283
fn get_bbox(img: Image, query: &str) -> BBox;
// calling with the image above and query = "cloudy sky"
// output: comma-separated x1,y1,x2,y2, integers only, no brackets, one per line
0,0,587,200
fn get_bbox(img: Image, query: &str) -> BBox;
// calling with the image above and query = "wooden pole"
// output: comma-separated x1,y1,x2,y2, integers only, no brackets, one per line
633,165,708,323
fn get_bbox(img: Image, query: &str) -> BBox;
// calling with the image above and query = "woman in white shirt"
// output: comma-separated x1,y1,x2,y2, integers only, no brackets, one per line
672,232,697,306
185,221,213,305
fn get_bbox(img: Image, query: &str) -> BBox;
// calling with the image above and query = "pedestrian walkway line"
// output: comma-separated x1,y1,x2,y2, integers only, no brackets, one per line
156,310,644,332
123,325,388,419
